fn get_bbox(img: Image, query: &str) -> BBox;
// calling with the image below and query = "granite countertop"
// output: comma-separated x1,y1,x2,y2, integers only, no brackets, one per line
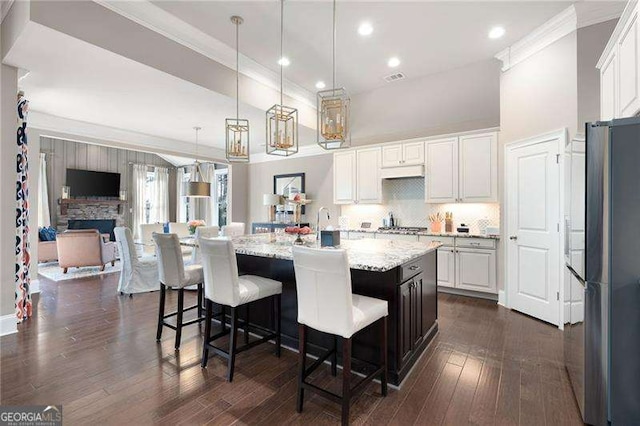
343,228,500,240
227,234,441,272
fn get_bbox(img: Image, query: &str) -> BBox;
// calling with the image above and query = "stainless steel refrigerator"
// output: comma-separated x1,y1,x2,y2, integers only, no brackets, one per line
564,118,640,425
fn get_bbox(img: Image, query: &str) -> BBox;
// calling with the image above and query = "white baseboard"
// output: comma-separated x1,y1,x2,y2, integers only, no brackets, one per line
0,314,17,337
439,287,498,302
498,290,506,307
31,279,40,294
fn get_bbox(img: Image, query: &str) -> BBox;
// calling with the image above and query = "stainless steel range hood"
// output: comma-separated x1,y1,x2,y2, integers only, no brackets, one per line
380,165,424,179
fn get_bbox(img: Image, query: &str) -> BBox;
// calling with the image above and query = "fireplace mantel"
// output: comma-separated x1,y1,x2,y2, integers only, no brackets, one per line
58,198,126,215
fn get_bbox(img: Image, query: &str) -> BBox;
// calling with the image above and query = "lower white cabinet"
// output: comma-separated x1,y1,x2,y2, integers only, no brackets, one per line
437,247,456,288
375,233,419,242
455,248,497,293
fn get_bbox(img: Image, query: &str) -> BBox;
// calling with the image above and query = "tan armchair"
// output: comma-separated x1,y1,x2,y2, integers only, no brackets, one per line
56,230,117,273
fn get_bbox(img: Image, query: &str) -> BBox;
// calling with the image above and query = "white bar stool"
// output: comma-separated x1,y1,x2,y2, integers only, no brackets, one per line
292,246,388,426
198,237,282,382
153,233,206,350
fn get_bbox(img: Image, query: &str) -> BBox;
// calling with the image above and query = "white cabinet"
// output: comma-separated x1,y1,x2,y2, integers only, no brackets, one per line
618,9,640,117
455,248,497,294
598,1,640,119
381,141,424,168
333,151,356,204
425,133,497,203
381,145,403,168
424,137,458,203
437,247,456,288
601,50,617,120
459,134,498,202
356,147,382,203
375,233,419,242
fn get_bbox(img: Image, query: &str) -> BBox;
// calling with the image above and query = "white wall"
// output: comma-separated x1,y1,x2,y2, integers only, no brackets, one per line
351,59,501,146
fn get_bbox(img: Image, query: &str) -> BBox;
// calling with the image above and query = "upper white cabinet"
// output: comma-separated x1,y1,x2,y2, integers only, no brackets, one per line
425,137,459,203
381,141,424,168
459,133,498,202
598,1,640,119
356,147,382,203
333,150,356,204
334,147,381,204
425,132,498,203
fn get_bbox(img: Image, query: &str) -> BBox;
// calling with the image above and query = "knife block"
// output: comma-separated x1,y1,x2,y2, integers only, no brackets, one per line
445,219,453,233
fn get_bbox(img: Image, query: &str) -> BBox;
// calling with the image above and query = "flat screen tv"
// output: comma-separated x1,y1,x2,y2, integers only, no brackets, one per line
66,169,120,198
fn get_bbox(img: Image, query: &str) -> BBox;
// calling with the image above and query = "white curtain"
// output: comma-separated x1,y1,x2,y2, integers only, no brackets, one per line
152,166,169,223
131,164,147,239
38,153,51,227
200,163,215,226
176,167,187,222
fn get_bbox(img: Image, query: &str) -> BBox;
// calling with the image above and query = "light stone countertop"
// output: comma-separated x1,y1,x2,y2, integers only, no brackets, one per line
186,233,441,272
343,228,500,240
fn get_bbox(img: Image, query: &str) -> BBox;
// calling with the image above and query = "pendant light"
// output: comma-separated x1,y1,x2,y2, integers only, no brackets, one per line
266,0,298,156
226,16,250,163
187,126,211,198
317,0,350,150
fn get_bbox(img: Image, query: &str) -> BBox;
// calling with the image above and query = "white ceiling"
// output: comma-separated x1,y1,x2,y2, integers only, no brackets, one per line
11,23,315,153
152,1,574,94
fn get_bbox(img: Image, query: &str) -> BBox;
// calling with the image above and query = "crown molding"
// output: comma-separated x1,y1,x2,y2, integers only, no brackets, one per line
93,0,315,108
1,0,15,24
495,6,577,72
597,0,636,69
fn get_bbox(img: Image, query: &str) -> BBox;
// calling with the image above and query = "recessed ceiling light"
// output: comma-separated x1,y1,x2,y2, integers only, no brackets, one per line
315,81,326,89
278,57,290,67
387,57,401,68
358,22,373,36
488,26,505,39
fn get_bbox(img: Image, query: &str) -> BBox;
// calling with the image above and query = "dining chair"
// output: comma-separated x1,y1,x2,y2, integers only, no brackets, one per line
114,227,159,296
292,245,388,426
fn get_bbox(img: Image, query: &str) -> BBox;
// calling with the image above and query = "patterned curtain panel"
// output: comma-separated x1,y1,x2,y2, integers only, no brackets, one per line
16,93,32,323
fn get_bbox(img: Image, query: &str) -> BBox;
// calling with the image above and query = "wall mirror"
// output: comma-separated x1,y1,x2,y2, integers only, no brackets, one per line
273,173,305,214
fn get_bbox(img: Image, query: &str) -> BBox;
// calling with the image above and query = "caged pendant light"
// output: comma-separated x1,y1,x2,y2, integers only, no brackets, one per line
317,0,350,150
266,0,298,156
226,15,250,163
187,126,211,198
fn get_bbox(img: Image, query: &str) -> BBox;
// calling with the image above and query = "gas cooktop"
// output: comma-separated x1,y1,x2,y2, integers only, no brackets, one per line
377,226,429,233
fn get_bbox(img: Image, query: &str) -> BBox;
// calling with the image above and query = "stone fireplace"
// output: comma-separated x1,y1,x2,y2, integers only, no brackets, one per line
57,199,126,241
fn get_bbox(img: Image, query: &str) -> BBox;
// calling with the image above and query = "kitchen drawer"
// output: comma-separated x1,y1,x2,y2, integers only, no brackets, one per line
456,238,496,249
375,233,419,242
418,235,454,247
400,258,423,282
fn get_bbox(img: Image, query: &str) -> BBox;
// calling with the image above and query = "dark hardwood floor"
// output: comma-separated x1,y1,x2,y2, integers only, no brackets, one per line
1,273,583,425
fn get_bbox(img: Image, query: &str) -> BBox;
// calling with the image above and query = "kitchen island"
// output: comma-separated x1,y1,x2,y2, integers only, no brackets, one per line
217,234,441,386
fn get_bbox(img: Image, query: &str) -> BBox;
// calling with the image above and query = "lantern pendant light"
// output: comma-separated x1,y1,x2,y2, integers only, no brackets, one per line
317,0,350,150
187,126,211,198
226,16,250,163
266,0,298,156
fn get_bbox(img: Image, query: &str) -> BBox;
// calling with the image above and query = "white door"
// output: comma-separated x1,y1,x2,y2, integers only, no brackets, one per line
425,137,458,203
356,147,382,203
506,135,561,325
402,141,425,165
459,133,498,202
333,151,356,204
437,248,456,288
456,248,497,293
381,144,403,168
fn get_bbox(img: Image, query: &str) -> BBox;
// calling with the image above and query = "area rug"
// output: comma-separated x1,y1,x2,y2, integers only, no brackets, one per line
38,261,122,282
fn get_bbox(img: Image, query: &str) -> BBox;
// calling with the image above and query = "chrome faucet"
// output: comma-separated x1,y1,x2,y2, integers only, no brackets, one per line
316,207,330,241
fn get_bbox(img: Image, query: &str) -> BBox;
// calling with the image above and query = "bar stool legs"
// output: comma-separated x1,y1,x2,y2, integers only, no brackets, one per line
156,283,206,350
296,316,388,426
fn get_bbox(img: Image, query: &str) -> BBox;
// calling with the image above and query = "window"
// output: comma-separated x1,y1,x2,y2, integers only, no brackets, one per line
144,170,155,224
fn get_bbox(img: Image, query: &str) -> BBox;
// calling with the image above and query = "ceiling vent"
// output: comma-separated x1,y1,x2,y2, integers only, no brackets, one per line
383,72,406,83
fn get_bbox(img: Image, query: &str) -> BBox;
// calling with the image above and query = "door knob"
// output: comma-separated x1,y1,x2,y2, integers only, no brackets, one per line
509,235,518,240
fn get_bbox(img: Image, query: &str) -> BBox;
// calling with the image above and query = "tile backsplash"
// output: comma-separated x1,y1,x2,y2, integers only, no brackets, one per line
340,177,500,233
